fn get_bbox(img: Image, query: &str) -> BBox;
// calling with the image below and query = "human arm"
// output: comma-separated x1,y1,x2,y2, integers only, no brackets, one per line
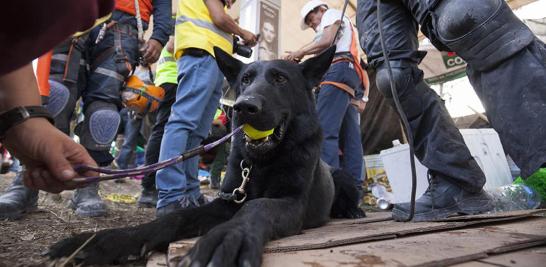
141,0,172,64
284,21,340,62
205,0,257,46
0,64,97,193
1,1,114,76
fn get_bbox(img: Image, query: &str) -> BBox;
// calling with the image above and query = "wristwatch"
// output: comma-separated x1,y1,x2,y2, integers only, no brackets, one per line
0,106,54,140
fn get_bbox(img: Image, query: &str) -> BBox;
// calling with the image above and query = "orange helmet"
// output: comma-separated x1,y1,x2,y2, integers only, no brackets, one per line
122,75,165,115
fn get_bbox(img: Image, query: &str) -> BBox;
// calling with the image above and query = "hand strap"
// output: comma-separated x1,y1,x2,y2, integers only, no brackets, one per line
0,106,54,140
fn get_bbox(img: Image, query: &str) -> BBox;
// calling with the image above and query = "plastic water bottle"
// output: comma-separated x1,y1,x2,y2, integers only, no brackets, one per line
370,183,395,210
489,184,541,212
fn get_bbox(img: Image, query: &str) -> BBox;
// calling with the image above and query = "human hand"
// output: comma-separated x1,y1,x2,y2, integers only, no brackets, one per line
283,50,304,62
240,30,257,47
2,118,98,193
140,39,163,64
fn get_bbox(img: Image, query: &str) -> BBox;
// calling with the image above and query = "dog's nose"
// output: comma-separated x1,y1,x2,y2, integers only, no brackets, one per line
234,96,262,116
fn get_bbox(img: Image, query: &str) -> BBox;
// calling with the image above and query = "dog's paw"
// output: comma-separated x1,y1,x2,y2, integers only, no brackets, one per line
47,229,145,265
179,224,262,267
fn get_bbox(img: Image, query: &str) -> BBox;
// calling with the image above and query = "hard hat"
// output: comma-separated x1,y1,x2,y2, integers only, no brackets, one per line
300,0,328,30
121,75,165,115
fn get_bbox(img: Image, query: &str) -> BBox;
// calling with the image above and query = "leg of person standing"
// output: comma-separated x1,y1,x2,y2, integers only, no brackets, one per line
356,0,491,221
424,0,546,178
155,54,223,217
73,12,140,217
138,82,177,207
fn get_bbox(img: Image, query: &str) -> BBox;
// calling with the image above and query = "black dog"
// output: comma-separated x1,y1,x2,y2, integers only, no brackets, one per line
47,46,364,266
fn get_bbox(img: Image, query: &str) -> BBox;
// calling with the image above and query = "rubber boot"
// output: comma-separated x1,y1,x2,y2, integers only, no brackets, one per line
137,188,158,208
0,173,38,220
392,171,492,222
70,182,107,217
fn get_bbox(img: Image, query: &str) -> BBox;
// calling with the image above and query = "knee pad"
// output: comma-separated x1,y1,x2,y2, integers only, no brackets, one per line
375,64,425,119
77,101,120,151
47,80,71,118
375,65,410,99
435,0,533,71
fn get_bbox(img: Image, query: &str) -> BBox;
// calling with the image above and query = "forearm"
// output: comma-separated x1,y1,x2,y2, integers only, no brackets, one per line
298,40,331,57
297,24,339,57
206,0,245,36
215,14,245,36
0,64,41,112
150,0,173,46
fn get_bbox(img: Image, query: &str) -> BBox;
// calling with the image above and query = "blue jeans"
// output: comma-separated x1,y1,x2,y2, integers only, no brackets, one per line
155,54,224,208
317,61,364,186
116,109,143,169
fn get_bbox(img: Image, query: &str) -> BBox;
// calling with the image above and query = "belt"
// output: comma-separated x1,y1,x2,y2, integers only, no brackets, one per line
183,48,210,57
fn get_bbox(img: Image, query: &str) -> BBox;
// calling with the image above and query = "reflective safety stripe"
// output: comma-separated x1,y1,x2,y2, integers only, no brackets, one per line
95,67,125,82
176,15,233,44
52,54,86,66
157,56,175,65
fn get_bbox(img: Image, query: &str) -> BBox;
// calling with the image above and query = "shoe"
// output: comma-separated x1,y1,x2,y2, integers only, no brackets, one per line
70,183,107,217
392,171,492,222
156,194,209,218
137,188,158,208
0,173,38,220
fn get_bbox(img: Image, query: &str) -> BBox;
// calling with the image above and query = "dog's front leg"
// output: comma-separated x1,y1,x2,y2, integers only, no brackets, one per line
181,198,305,267
47,199,239,265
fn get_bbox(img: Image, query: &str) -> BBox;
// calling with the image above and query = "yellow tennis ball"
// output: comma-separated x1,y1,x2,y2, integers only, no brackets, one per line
242,124,274,140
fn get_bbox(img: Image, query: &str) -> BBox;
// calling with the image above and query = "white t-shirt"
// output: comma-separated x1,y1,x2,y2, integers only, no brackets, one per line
316,9,353,53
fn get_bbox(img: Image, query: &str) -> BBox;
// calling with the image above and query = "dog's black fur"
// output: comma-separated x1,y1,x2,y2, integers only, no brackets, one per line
47,46,364,266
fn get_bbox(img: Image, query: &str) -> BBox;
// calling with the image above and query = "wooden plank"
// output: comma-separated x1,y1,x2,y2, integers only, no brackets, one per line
163,210,543,265
452,246,546,267
434,209,546,222
261,218,546,267
146,252,167,267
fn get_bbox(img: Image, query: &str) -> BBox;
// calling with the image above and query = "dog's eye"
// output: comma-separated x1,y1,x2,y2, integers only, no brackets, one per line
241,74,252,85
273,73,287,84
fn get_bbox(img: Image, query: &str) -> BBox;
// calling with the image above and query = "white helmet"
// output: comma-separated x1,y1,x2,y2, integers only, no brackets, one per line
300,0,328,30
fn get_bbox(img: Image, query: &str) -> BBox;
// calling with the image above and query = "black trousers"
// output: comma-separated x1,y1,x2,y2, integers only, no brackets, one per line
141,83,177,190
357,0,546,188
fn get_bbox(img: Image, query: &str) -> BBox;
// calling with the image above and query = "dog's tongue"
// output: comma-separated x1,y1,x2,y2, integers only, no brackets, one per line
243,124,274,140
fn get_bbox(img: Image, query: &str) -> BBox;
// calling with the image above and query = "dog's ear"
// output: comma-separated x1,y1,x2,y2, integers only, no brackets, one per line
299,45,336,87
214,47,244,86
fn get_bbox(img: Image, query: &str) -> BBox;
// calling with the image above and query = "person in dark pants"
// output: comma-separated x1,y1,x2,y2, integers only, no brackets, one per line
356,0,546,221
138,37,177,207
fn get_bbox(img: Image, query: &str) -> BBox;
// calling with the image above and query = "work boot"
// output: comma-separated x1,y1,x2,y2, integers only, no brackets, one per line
392,171,492,222
137,188,158,208
0,173,38,220
156,194,209,218
70,182,107,217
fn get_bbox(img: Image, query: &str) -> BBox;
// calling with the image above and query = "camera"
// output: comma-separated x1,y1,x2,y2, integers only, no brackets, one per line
233,36,253,58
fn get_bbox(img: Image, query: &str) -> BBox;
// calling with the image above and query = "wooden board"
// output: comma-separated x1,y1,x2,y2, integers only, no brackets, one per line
156,210,545,266
452,246,546,267
261,218,546,267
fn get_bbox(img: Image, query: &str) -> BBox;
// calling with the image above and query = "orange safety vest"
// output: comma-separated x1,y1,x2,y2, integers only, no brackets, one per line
115,0,153,22
320,23,370,113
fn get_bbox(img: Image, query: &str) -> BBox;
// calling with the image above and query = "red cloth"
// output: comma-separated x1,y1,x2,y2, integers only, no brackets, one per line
0,0,114,76
115,0,153,22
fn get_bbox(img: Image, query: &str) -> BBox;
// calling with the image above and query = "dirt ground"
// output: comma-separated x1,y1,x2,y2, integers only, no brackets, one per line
0,172,218,267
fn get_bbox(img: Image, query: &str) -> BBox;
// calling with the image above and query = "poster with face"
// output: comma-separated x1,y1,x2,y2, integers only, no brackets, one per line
258,1,279,60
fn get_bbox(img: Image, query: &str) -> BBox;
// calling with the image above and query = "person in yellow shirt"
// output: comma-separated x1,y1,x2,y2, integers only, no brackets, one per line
155,0,256,217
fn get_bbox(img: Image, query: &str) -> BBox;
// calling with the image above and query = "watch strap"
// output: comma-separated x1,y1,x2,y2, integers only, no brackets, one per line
0,106,54,139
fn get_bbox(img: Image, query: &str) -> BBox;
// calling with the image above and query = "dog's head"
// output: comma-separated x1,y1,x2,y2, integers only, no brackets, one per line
214,46,335,156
